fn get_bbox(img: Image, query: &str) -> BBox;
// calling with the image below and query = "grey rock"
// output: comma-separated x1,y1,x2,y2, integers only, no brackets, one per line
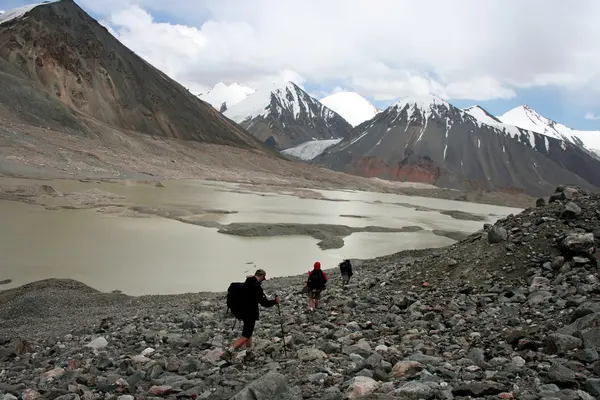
543,333,583,355
546,364,576,385
536,198,546,207
584,378,600,397
230,372,300,400
561,202,582,219
560,233,596,257
395,381,436,399
297,348,327,362
452,381,505,396
576,348,599,363
488,226,508,244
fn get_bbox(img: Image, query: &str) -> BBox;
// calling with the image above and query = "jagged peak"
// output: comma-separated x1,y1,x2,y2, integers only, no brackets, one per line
224,80,333,123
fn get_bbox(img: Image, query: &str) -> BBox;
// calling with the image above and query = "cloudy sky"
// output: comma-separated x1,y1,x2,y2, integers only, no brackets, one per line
4,0,600,129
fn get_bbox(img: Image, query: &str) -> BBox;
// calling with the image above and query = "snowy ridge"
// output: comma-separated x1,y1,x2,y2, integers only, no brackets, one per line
320,92,379,127
499,105,600,155
199,82,254,111
224,81,337,125
281,138,342,160
0,1,59,25
464,105,533,148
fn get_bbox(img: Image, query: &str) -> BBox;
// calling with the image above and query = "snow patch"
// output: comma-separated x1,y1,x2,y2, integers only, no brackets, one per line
281,139,342,161
320,92,379,127
0,1,59,25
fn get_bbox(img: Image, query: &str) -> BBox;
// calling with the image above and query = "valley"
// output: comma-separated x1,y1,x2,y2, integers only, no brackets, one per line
0,1,599,399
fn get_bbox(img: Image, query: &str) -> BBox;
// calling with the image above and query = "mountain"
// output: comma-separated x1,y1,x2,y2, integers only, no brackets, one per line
499,105,600,158
315,95,600,196
0,0,266,151
199,82,254,113
224,81,352,149
320,92,380,127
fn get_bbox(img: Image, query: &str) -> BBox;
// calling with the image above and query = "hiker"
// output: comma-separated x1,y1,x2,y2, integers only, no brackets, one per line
223,269,279,361
339,259,353,286
306,261,328,311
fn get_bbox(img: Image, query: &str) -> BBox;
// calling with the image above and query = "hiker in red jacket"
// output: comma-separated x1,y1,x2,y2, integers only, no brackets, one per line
306,261,328,311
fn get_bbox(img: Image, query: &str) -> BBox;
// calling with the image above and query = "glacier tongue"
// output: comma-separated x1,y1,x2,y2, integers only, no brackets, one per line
281,139,342,161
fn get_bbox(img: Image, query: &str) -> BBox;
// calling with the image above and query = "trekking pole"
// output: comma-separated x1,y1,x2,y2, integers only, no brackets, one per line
275,298,287,357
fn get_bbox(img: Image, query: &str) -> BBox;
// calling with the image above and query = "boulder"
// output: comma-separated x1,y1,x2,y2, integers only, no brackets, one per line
536,198,546,207
543,334,583,355
487,226,508,244
346,377,379,399
560,233,595,258
561,202,582,219
230,372,301,400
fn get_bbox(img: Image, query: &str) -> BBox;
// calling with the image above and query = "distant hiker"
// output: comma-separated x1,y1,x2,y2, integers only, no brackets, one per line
223,269,279,361
306,261,328,311
339,259,353,286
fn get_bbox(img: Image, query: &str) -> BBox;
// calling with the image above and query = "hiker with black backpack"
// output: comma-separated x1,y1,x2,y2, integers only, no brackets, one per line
222,269,279,362
306,261,328,311
339,259,353,286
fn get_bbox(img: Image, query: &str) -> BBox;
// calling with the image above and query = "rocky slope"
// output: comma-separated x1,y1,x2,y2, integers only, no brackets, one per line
314,96,600,196
0,0,266,151
224,82,352,150
1,185,599,399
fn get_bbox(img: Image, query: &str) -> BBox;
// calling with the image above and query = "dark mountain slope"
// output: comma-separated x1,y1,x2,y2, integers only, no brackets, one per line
0,0,267,151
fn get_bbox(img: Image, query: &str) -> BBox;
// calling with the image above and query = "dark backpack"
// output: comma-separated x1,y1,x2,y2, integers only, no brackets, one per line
340,260,353,276
307,269,326,290
226,282,247,320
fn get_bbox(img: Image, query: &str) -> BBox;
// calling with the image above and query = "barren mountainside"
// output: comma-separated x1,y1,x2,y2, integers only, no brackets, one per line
0,0,267,151
315,97,600,196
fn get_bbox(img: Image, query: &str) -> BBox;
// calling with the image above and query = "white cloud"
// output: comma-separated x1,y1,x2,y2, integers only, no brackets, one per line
81,0,600,103
585,112,600,121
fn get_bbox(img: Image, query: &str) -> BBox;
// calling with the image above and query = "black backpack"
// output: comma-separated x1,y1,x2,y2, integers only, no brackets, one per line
226,282,247,320
307,269,326,291
340,260,353,276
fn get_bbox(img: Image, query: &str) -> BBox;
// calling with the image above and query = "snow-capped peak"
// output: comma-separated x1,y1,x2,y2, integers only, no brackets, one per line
224,81,338,124
0,1,59,26
392,94,450,111
319,91,379,127
498,105,600,152
199,82,255,111
463,105,502,125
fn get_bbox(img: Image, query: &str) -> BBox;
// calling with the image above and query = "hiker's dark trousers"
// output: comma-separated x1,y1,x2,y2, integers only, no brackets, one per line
242,319,256,339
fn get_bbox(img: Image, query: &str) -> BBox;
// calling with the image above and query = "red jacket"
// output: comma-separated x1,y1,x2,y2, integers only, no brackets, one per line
306,269,328,292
